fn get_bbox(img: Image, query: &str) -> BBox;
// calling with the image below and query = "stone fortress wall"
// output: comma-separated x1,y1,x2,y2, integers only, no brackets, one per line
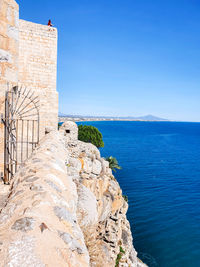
0,0,58,176
18,19,58,136
0,0,19,176
0,122,147,267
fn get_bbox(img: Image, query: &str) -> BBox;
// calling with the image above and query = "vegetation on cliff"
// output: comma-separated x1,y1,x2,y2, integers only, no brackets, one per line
106,156,122,172
78,125,104,148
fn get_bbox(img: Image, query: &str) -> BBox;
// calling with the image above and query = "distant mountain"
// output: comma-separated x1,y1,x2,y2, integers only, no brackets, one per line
135,114,168,121
59,113,168,121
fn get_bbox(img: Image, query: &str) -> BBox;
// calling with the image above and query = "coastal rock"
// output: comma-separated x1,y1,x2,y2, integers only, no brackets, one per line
11,217,35,232
92,159,102,175
0,125,146,267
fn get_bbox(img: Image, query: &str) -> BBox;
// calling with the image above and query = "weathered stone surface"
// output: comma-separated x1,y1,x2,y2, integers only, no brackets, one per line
63,122,147,267
0,49,12,62
11,217,35,232
83,157,93,174
77,184,98,227
30,184,44,192
0,5,58,176
45,179,62,193
92,159,102,175
54,206,76,224
25,176,39,183
58,231,86,254
7,236,45,267
0,126,146,267
0,131,90,267
60,121,78,145
69,157,82,172
7,25,19,40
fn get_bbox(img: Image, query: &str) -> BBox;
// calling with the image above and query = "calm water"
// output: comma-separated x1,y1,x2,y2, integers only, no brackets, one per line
77,121,200,267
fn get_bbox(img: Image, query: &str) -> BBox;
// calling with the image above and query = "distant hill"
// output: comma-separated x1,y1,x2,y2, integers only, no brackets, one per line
59,113,168,121
134,114,168,121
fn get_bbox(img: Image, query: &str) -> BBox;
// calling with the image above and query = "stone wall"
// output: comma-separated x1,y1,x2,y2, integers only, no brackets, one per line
0,122,147,267
0,0,19,176
0,130,90,266
19,19,58,135
0,0,58,176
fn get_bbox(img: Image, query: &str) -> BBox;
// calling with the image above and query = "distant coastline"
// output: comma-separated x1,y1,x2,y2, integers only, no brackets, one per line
59,114,168,122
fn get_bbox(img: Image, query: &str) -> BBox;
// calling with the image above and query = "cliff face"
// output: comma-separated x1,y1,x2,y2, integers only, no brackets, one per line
0,121,146,267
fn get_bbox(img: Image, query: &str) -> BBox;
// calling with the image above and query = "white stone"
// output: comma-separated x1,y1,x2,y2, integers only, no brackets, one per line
92,160,102,175
83,158,92,174
77,184,98,227
0,49,12,63
7,25,19,41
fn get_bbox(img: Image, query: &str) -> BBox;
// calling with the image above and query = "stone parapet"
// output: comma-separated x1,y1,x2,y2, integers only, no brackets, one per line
0,124,147,266
0,130,90,267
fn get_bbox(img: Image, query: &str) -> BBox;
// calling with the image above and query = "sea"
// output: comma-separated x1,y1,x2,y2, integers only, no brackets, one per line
76,121,200,267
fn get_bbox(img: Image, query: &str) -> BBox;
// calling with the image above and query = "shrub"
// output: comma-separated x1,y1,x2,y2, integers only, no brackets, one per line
106,156,122,172
78,125,104,148
115,246,125,267
123,195,128,203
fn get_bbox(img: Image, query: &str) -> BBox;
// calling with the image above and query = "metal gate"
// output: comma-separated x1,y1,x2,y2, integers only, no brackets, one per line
1,85,39,184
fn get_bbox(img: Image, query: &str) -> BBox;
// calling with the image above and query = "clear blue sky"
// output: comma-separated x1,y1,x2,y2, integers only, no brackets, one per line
19,0,200,121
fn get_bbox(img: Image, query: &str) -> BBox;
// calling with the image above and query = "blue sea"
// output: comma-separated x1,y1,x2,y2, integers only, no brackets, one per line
77,121,200,267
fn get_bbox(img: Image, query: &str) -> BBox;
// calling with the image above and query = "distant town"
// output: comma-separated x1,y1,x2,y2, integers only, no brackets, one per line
59,113,168,122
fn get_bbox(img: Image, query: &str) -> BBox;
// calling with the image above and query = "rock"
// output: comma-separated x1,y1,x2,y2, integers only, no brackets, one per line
0,49,12,63
11,217,35,232
0,124,146,267
8,236,45,267
77,184,98,227
99,195,112,222
77,141,100,159
83,158,93,174
54,206,76,224
0,131,90,267
121,229,129,245
60,121,78,145
45,126,54,134
25,177,39,183
92,160,102,175
69,158,82,172
58,231,86,254
45,179,62,193
30,184,44,192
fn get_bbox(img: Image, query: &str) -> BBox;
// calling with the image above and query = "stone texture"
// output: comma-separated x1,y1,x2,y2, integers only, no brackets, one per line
18,19,58,136
77,184,98,228
0,0,19,175
0,123,146,267
0,131,90,267
0,1,58,176
60,121,78,145
0,49,12,62
11,217,35,232
63,122,147,267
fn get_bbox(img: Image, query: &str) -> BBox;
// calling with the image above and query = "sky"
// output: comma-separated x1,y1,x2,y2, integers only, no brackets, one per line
18,0,200,121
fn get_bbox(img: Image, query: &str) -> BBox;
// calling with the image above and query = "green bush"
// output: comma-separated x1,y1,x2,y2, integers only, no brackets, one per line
106,156,122,172
115,246,125,267
123,195,128,203
120,246,125,254
78,125,104,148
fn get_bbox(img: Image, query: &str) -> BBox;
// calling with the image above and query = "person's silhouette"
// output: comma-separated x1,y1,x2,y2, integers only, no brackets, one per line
48,19,53,27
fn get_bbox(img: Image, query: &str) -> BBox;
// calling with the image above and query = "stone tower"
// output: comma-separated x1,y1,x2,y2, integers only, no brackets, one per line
0,0,58,178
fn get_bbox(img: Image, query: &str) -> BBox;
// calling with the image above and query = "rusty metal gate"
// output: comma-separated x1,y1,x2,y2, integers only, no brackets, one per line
1,85,39,184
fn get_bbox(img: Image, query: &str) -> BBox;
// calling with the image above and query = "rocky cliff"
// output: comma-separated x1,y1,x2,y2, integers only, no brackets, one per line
0,121,146,267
